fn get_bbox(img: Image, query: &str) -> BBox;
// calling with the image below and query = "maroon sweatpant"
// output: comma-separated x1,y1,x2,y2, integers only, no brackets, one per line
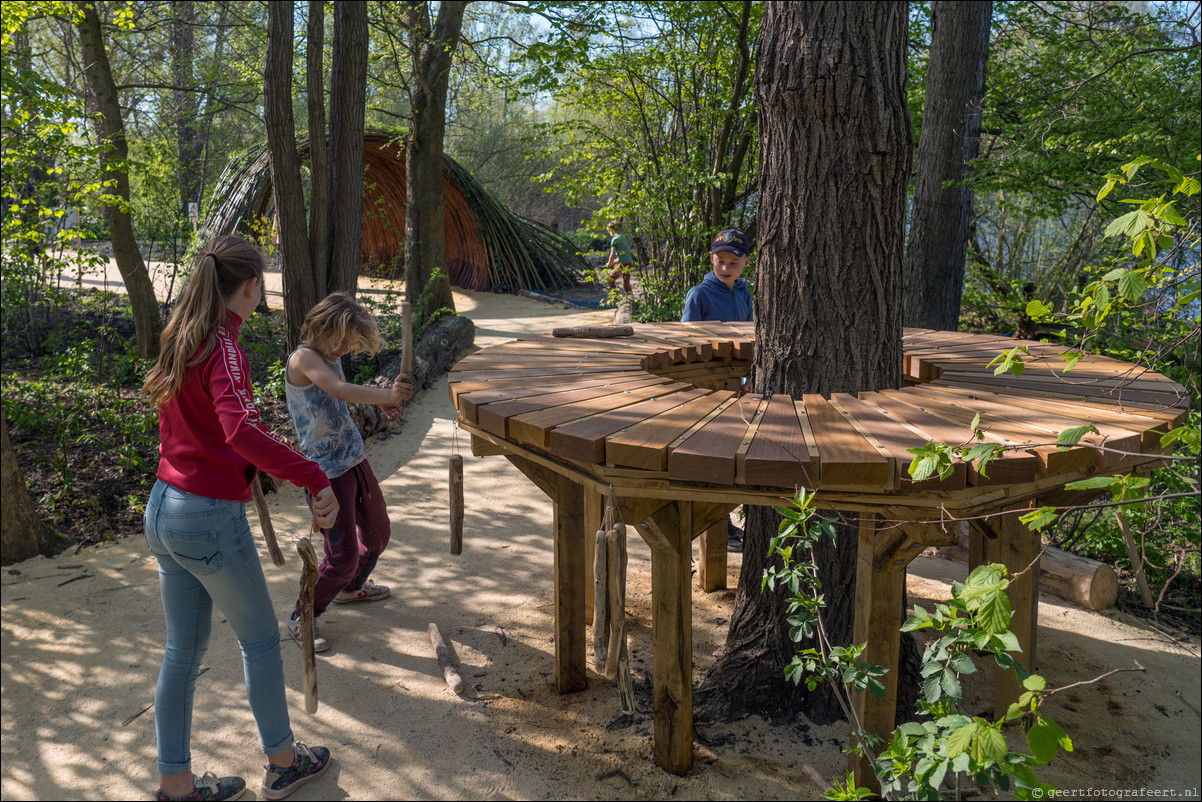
298,460,391,618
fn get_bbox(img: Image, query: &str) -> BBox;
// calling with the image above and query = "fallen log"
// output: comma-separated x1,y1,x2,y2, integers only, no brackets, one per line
938,535,1118,611
552,325,634,339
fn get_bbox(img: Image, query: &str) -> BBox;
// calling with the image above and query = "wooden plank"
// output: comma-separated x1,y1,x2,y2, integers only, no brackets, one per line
915,383,1146,466
509,381,691,449
830,393,966,490
898,385,1102,474
450,365,644,384
858,391,1039,485
742,393,814,489
476,378,672,437
549,388,713,464
449,369,644,403
606,391,734,471
668,395,760,485
937,380,1188,449
936,372,1191,414
461,375,666,425
803,395,893,489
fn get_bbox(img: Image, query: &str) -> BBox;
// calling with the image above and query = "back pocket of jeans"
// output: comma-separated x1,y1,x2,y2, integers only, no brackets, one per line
164,528,223,575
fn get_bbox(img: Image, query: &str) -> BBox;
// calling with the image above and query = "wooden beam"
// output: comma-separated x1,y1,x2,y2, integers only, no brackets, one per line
553,475,587,694
698,519,727,592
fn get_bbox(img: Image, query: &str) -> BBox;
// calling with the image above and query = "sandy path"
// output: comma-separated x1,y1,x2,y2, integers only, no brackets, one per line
3,264,1200,800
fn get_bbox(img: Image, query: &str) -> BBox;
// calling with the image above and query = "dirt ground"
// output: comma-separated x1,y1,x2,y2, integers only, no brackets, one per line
2,271,1200,800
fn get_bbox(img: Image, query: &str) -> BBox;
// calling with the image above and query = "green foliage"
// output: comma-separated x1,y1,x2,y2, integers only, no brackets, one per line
516,1,760,320
767,490,1072,800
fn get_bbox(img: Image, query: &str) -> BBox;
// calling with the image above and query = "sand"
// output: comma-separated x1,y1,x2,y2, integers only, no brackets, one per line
2,266,1199,800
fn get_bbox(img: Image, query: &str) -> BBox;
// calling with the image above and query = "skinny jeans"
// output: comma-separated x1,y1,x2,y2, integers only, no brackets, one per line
144,479,293,776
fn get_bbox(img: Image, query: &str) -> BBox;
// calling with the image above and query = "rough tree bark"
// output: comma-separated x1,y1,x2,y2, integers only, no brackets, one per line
264,0,319,351
171,1,203,215
306,0,330,296
902,0,992,330
326,0,368,297
402,0,467,332
698,0,914,725
1,408,60,565
75,1,162,359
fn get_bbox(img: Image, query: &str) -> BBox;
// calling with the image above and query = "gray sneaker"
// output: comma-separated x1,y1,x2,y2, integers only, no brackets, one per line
288,612,329,653
332,578,390,604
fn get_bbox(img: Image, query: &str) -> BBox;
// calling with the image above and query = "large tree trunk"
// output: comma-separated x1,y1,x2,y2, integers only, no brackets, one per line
698,0,913,726
902,0,992,330
326,0,368,297
306,0,330,295
403,1,466,332
1,408,60,565
76,1,162,359
265,0,319,351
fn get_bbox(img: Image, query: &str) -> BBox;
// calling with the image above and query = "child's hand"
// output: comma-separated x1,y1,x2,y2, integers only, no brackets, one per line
311,486,340,529
377,401,403,418
391,374,415,402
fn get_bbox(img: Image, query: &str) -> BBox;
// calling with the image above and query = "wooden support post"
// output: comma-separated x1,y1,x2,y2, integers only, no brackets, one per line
851,516,930,791
698,519,727,592
553,475,587,694
646,501,694,775
584,487,606,621
981,513,1041,719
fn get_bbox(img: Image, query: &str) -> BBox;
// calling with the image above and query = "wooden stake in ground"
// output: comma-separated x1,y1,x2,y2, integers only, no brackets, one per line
448,454,464,555
428,622,466,694
296,538,319,714
251,473,285,567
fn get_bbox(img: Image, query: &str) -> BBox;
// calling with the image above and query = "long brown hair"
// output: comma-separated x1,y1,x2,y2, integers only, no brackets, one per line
142,235,265,407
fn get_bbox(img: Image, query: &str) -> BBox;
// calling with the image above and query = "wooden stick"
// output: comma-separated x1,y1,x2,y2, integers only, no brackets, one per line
251,473,285,567
296,538,319,714
448,454,464,555
401,300,413,375
608,523,636,714
552,325,634,339
592,529,609,672
428,622,466,694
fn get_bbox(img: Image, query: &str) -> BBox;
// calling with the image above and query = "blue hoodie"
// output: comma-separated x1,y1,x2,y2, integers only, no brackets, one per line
681,271,753,322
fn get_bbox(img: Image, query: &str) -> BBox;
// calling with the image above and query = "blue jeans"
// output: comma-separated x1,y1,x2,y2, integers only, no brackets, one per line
144,479,293,776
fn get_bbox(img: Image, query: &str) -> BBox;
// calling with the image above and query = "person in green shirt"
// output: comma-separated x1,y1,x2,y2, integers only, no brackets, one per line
604,221,636,294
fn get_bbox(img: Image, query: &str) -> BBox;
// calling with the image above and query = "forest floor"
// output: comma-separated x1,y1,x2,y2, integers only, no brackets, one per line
1,262,1200,800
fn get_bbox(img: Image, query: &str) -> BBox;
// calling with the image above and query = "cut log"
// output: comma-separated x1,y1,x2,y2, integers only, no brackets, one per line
939,535,1118,611
296,538,319,714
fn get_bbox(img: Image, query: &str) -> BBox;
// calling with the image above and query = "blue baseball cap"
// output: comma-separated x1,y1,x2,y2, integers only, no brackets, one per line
710,229,749,258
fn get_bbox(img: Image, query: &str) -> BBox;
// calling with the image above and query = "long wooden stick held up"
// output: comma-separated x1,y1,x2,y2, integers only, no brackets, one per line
400,300,413,416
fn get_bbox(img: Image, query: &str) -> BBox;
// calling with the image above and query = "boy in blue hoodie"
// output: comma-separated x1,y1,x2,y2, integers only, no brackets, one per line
681,229,753,322
682,229,752,551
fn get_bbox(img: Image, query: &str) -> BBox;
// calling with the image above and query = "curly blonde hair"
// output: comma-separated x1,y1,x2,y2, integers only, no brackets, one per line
300,292,384,356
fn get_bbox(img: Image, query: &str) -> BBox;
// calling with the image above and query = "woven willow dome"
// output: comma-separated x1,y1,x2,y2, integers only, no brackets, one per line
203,133,583,292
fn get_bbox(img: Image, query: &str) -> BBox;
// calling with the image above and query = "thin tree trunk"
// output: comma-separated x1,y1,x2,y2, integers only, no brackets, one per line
265,0,318,351
75,1,162,359
902,0,992,330
699,0,913,725
172,1,203,217
326,0,368,297
403,0,466,331
307,0,330,294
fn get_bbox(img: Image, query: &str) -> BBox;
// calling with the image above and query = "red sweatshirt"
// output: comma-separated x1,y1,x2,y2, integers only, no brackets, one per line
156,311,330,501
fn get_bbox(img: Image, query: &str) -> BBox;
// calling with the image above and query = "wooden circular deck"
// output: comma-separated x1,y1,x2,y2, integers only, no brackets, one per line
447,322,1187,779
450,323,1187,507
